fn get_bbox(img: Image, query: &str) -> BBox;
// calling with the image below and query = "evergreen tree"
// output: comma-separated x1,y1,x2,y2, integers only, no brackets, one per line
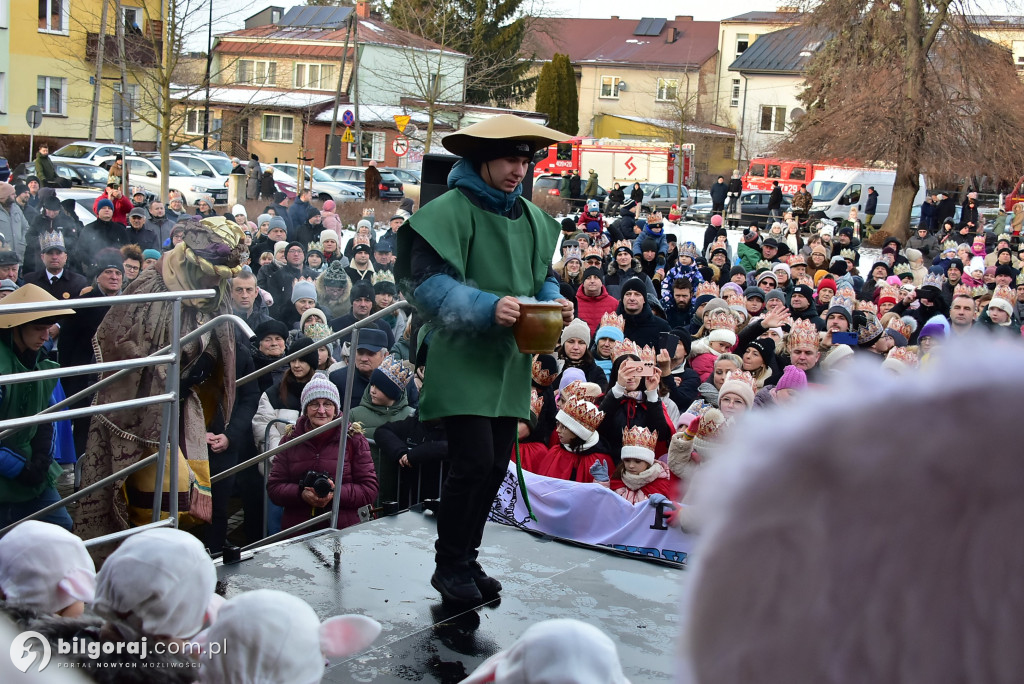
553,53,578,136
534,60,558,129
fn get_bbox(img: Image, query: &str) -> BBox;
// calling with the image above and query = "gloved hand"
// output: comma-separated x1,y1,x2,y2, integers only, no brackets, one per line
14,448,54,488
647,493,675,510
589,460,609,482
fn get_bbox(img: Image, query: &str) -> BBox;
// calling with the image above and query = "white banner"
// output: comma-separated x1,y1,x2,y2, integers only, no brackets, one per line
489,462,696,564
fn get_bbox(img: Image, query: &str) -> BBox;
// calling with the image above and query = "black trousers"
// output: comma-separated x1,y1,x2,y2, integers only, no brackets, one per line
435,415,517,568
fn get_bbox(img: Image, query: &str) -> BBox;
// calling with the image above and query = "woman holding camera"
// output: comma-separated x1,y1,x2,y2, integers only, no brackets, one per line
267,373,378,536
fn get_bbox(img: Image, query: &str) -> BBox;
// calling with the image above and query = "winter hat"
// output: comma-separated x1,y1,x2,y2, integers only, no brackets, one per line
708,328,738,347
0,520,96,614
718,369,756,407
826,305,853,328
995,264,1016,278
560,318,592,347
291,280,318,304
561,217,577,233
640,237,658,253
746,337,776,365
775,364,807,391
918,314,950,341
256,213,273,228
269,216,287,231
370,353,412,400
231,203,247,219
817,277,837,294
756,271,778,287
299,307,328,329
0,182,14,202
196,589,380,684
829,258,849,276
141,248,161,261
555,398,604,450
558,368,587,394
765,289,787,306
729,265,747,280
274,240,289,256
771,262,791,277
742,228,759,243
273,191,288,203
322,260,350,288
93,528,219,640
96,198,114,213
320,229,340,245
743,286,765,301
0,279,18,293
968,256,986,275
300,371,340,413
322,199,337,212
989,297,1014,318
356,218,373,232
583,265,604,282
790,284,814,303
820,343,855,372
289,336,321,370
621,425,657,466
620,277,647,298
350,279,375,302
710,214,724,227
595,312,625,343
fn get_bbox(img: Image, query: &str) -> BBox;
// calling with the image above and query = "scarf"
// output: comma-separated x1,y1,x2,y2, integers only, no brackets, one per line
161,243,225,313
448,158,523,215
614,461,670,503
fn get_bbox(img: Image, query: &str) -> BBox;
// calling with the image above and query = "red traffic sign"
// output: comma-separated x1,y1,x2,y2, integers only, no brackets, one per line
392,135,409,157
341,109,354,127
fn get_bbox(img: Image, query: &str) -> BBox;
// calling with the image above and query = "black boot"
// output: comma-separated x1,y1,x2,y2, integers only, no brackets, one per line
467,560,502,598
431,565,483,604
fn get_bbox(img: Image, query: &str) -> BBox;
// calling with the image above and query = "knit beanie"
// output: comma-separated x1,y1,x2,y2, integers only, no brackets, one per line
289,336,320,370
560,318,591,347
904,247,922,262
708,328,737,347
231,204,247,219
826,305,853,327
703,297,729,316
142,248,161,261
269,216,287,231
765,289,787,306
370,354,411,401
291,280,318,304
595,323,624,343
322,260,349,287
558,368,587,394
96,198,114,213
719,373,755,407
320,229,340,245
918,314,950,341
817,277,837,294
322,199,336,211
254,319,289,343
256,213,272,228
620,277,647,298
729,265,747,280
350,279,375,301
300,372,340,413
583,266,604,282
746,337,775,365
274,240,289,256
775,364,807,391
299,307,328,329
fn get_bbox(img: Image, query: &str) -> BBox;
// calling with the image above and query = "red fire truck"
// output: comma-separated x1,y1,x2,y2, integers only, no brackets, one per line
742,158,829,195
534,137,693,187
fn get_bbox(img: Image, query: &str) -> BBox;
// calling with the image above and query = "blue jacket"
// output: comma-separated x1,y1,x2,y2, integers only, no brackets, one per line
632,225,668,257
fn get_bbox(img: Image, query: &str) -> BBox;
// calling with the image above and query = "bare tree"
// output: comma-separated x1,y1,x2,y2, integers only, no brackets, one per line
779,1,1024,242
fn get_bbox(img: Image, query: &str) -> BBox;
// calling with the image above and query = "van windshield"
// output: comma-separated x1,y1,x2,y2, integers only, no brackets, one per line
809,180,846,202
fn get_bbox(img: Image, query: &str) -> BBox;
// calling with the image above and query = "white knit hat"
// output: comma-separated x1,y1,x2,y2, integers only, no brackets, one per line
718,372,755,408
196,590,380,684
274,240,289,255
93,528,219,640
708,328,737,347
0,521,95,614
560,318,591,347
319,229,340,244
555,398,603,450
231,204,246,218
989,297,1014,318
300,372,340,414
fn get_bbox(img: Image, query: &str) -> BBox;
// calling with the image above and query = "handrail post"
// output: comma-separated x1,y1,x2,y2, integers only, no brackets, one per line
330,326,358,529
151,314,177,522
168,298,183,526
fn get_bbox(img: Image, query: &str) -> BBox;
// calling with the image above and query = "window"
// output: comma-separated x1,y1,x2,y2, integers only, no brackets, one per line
736,33,749,55
428,74,439,98
237,59,276,86
600,75,621,99
656,78,678,101
294,63,334,90
0,73,6,115
262,114,293,143
789,166,807,181
38,0,67,32
123,6,142,33
347,131,385,162
759,105,787,133
113,82,140,121
185,110,206,135
1,0,8,28
748,163,764,177
555,142,572,161
36,76,65,115
730,79,740,107
767,164,781,178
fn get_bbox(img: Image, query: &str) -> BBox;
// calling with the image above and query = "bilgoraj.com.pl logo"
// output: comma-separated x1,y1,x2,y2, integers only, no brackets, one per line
10,630,225,672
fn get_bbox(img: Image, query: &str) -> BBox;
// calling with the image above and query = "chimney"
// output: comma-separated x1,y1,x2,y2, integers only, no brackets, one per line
610,15,619,20
666,27,678,43
356,1,370,19
674,15,693,21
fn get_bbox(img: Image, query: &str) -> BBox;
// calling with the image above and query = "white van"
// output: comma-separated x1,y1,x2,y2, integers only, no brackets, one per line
807,168,925,225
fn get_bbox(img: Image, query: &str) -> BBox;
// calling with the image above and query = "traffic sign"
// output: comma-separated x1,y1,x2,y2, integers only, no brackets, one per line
26,105,43,130
341,127,354,143
392,135,409,157
341,109,354,127
393,114,411,133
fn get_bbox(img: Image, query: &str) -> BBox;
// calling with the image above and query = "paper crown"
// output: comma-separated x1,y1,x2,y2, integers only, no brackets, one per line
722,369,756,393
560,380,588,405
376,353,412,390
1017,272,1024,286
886,346,919,368
788,253,807,266
372,270,395,286
840,248,858,261
941,240,959,252
857,314,884,344
993,285,1017,305
893,263,913,277
878,285,901,302
969,284,989,299
787,318,820,350
353,236,371,248
532,358,556,386
829,294,855,313
303,322,332,343
621,425,658,451
584,245,603,260
38,230,66,252
755,260,773,272
856,300,878,316
613,239,633,253
564,246,582,262
530,388,544,417
611,339,655,363
705,308,737,333
692,406,728,456
678,242,700,259
599,311,625,331
797,274,815,288
953,283,973,299
560,397,604,434
695,281,719,298
922,272,946,289
836,285,857,301
307,240,324,254
725,291,745,307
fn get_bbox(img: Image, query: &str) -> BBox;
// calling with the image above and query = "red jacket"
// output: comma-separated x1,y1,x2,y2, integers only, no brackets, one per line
533,443,613,484
93,193,134,225
575,283,619,337
267,416,378,535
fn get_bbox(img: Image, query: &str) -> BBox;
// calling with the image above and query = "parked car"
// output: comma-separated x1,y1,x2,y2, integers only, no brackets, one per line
532,174,608,204
169,153,234,183
320,166,404,202
686,190,792,228
383,167,420,205
12,160,114,191
170,144,230,159
123,155,228,206
640,182,694,213
0,157,9,182
267,164,364,205
50,141,135,166
54,188,103,225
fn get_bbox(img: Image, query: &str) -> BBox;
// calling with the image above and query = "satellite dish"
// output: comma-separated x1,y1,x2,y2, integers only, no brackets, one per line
790,108,806,122
618,81,628,91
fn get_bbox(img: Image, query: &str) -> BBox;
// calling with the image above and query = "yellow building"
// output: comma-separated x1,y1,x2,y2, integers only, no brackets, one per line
2,0,162,150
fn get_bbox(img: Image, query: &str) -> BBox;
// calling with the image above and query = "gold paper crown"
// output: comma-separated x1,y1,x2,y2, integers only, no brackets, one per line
560,380,588,405
942,240,959,252
372,270,395,286
613,239,632,253
353,236,371,247
584,245,603,260
970,284,989,298
722,369,756,392
304,322,332,343
561,397,605,433
953,283,973,299
725,291,745,307
878,285,901,302
564,246,582,262
885,317,912,340
922,272,946,289
993,284,1017,305
307,240,324,253
693,406,726,442
1017,272,1024,286
678,242,701,259
856,300,878,315
886,346,919,368
836,285,857,301
788,253,806,266
755,260,773,271
532,358,556,386
893,263,913,277
705,308,737,332
530,388,544,417
621,425,658,451
829,294,854,313
376,353,412,391
695,281,719,298
787,318,820,350
840,248,858,261
611,339,640,361
797,274,815,288
599,311,625,331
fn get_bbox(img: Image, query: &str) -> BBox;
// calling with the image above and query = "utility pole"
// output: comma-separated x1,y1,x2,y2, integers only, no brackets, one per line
202,0,213,150
89,0,110,141
115,0,129,190
353,13,362,166
326,14,354,166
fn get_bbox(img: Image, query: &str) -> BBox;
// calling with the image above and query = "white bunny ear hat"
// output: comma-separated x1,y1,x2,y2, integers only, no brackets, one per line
678,338,1024,684
0,520,96,614
461,619,630,684
195,589,381,684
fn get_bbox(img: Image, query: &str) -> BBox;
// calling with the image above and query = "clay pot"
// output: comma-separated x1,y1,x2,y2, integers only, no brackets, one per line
513,301,563,354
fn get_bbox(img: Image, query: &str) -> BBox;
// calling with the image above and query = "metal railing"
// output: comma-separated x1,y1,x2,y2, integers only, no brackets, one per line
0,289,256,550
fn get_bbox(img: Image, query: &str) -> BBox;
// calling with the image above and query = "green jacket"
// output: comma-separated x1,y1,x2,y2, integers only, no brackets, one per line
737,242,763,273
348,384,414,442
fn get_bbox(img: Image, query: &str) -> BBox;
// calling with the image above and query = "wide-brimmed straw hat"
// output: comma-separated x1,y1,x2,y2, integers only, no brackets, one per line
0,283,75,329
442,114,571,161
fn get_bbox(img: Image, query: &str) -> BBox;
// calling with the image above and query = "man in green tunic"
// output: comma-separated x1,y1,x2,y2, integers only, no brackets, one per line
395,115,572,604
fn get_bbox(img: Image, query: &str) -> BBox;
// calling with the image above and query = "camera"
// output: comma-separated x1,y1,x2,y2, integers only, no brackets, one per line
300,470,333,498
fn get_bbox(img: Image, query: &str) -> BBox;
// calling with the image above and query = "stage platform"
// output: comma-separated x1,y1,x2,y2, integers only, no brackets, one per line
216,507,686,682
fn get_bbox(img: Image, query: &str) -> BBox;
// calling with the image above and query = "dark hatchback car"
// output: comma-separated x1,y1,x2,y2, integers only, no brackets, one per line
12,160,114,190
0,157,9,182
686,190,792,228
533,174,608,203
321,166,404,202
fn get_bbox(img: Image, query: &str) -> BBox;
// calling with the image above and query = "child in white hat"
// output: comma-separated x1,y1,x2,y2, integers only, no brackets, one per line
0,521,95,617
